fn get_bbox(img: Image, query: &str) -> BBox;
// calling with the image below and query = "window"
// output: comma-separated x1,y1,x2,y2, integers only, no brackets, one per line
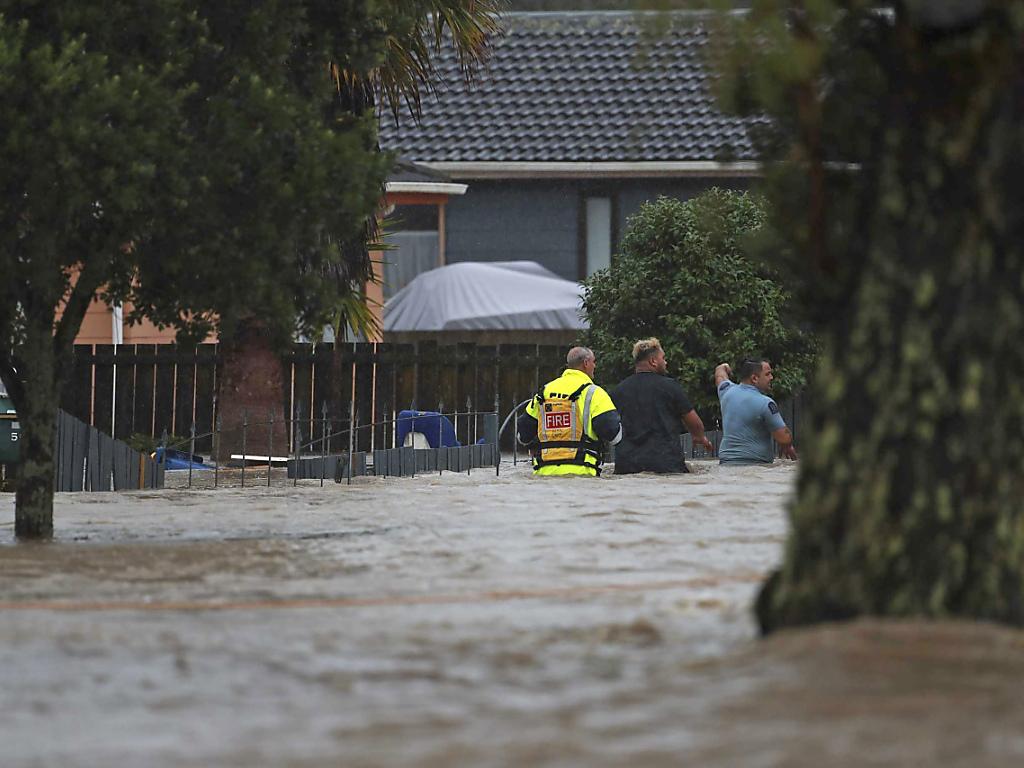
584,196,612,277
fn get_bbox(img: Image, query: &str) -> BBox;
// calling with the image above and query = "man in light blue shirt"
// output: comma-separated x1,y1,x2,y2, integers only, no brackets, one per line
715,359,797,464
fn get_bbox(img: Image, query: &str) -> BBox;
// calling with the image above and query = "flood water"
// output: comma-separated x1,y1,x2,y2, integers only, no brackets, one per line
2,461,1022,767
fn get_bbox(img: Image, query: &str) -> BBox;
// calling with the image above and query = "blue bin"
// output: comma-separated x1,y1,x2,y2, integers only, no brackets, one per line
396,411,460,449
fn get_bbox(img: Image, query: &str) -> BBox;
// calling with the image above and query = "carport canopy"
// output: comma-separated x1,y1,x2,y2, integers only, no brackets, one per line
383,261,588,332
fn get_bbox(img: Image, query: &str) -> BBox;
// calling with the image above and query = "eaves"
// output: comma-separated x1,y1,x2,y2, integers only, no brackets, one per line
422,161,763,180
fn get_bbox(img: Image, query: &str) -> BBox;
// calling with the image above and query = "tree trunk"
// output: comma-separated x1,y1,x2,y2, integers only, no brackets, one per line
757,11,1024,632
14,320,59,540
216,321,290,463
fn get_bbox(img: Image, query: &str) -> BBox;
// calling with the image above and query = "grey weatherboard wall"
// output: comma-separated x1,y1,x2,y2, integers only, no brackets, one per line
443,177,752,281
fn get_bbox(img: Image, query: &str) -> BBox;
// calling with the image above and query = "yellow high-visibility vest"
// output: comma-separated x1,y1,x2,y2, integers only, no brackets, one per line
526,369,615,476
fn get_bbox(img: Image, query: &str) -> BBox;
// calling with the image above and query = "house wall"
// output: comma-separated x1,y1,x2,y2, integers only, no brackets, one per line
443,181,580,278
614,178,752,236
442,177,752,281
381,231,440,301
69,292,210,345
69,190,448,346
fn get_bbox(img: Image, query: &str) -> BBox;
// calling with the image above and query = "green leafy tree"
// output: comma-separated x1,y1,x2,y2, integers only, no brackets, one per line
212,0,504,461
581,189,815,411
709,2,1024,631
0,1,447,538
0,0,503,537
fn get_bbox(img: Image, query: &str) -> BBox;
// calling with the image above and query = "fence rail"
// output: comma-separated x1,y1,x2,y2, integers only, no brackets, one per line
158,409,501,489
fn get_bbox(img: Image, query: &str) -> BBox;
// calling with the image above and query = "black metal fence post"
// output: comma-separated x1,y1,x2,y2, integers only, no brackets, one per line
158,429,167,490
320,401,328,488
437,400,444,475
214,413,221,489
293,404,300,487
347,399,354,486
268,408,274,488
188,421,196,489
241,409,248,488
494,394,501,476
512,392,518,467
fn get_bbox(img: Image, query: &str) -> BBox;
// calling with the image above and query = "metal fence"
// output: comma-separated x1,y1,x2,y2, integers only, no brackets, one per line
159,408,502,488
55,410,164,491
289,444,500,482
52,401,782,493
61,342,568,454
600,429,786,463
61,341,806,466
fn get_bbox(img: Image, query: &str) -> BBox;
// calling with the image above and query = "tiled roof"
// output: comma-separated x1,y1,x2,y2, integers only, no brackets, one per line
379,12,758,164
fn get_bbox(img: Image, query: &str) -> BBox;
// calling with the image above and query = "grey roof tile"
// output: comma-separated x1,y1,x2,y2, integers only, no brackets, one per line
379,12,759,164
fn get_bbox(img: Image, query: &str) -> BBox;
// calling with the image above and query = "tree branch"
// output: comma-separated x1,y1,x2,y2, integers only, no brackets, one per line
52,263,104,354
788,4,832,279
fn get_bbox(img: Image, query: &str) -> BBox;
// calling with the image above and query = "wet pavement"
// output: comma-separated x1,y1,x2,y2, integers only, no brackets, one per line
1,461,1022,767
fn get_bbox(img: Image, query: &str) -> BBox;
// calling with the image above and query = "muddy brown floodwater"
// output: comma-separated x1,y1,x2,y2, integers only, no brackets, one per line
2,461,1023,767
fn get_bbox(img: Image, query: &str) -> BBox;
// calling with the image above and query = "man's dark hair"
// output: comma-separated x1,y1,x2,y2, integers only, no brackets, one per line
738,358,768,381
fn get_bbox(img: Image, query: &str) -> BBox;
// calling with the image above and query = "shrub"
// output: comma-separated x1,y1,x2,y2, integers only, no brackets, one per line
581,188,815,412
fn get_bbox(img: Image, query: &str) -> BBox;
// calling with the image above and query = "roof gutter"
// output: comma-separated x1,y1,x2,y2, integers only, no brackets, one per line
384,181,468,195
421,161,762,180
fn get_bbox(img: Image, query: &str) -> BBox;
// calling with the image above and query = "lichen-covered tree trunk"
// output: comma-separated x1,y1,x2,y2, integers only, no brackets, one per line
215,321,290,464
13,318,60,539
757,7,1024,631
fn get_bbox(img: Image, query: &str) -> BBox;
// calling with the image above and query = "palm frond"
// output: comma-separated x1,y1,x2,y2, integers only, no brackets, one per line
337,1,504,124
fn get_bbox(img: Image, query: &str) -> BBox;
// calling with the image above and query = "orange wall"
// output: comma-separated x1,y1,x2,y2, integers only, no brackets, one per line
58,265,208,345
78,298,173,345
70,190,448,346
366,250,385,343
75,296,215,345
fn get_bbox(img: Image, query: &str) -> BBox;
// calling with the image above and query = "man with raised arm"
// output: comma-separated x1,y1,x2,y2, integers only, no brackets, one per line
715,359,797,464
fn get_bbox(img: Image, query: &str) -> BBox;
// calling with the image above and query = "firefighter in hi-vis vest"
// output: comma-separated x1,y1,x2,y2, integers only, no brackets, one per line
516,346,622,476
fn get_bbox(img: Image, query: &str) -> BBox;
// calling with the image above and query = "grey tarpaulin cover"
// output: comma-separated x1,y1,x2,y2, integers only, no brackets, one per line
383,261,589,332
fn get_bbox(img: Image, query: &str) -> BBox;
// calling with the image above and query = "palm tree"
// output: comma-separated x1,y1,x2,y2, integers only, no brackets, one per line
217,1,504,461
329,0,504,339
336,0,504,124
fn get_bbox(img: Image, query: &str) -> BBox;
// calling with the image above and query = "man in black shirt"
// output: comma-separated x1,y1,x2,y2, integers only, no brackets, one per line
610,338,713,474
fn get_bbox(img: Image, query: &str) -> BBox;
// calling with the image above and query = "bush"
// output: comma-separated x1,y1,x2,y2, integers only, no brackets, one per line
581,188,815,412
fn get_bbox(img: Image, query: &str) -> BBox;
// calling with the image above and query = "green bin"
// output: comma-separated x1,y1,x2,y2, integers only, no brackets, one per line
0,395,19,464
